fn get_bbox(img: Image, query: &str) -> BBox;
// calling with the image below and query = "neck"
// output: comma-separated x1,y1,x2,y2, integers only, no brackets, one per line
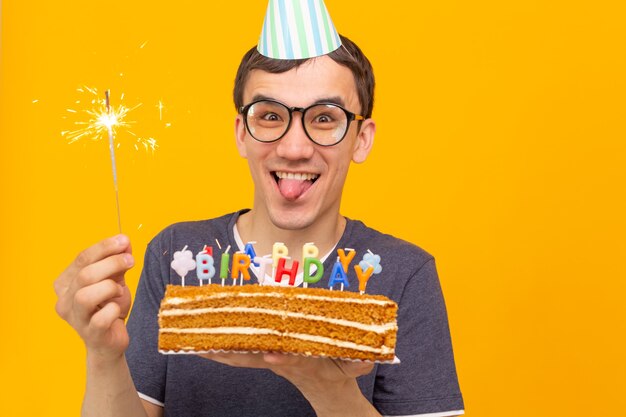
236,209,346,267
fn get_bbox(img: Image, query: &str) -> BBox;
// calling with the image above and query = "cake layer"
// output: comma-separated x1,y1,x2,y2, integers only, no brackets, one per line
159,329,395,361
159,311,393,346
158,284,398,362
160,287,396,324
159,331,284,353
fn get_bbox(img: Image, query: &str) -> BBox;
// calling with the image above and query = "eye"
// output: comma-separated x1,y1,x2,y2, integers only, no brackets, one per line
314,114,333,123
262,112,282,122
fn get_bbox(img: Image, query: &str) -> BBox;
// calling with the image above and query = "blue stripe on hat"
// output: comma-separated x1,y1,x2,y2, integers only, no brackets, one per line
260,8,269,56
277,0,295,59
307,0,323,56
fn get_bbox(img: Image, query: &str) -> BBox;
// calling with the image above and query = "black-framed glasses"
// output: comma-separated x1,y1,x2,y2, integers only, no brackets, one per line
239,99,364,147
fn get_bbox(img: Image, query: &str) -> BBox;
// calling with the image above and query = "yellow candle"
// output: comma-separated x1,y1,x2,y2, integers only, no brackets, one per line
303,242,319,260
272,242,288,267
338,248,356,272
354,264,374,293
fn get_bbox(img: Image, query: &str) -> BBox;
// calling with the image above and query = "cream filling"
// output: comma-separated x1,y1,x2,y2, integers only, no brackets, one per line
159,326,394,354
164,292,394,306
160,307,397,333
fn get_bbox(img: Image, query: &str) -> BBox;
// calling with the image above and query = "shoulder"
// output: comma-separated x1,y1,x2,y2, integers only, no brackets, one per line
346,218,433,267
344,218,436,302
146,211,242,256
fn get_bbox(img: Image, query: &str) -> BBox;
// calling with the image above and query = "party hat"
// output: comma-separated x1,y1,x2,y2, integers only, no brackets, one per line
258,0,342,60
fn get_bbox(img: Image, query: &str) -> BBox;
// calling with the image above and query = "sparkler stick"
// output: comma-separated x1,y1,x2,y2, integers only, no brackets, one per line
105,90,123,233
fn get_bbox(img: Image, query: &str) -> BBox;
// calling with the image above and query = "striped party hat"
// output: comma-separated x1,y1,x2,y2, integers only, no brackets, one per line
258,0,342,60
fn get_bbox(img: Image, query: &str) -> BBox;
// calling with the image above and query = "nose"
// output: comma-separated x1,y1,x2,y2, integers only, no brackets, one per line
275,112,315,160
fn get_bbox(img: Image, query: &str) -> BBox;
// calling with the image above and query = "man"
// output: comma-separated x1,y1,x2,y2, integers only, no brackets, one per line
55,33,464,417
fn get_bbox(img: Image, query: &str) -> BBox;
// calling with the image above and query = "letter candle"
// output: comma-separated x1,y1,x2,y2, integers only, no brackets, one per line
328,257,350,291
275,257,299,286
338,248,356,273
272,242,288,277
303,257,324,286
244,241,259,267
232,252,252,285
254,255,273,285
354,265,374,294
302,242,320,288
196,245,215,285
220,245,231,286
356,250,383,294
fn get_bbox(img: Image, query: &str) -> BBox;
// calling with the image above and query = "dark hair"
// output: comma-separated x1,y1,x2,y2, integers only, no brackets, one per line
233,35,375,118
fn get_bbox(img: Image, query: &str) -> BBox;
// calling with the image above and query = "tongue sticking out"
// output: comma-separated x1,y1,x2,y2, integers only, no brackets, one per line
277,178,314,201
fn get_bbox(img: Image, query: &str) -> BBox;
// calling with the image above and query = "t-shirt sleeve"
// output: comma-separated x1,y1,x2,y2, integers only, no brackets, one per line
126,242,169,404
373,258,464,415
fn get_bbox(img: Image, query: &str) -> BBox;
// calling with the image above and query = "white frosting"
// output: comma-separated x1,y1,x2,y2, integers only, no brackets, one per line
159,326,394,354
164,292,394,306
160,306,397,333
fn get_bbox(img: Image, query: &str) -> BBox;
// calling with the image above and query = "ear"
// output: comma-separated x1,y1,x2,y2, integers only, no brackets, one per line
352,118,375,164
234,114,248,159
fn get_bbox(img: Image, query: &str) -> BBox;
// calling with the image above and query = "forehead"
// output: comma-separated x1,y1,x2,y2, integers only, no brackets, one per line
243,56,359,110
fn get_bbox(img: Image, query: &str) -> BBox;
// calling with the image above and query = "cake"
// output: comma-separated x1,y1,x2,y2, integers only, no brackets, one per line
158,284,398,362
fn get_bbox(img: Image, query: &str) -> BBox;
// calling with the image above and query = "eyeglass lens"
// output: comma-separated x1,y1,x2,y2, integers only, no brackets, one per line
246,101,348,146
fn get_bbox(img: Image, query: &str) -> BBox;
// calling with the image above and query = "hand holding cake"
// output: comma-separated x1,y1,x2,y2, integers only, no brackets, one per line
200,351,378,416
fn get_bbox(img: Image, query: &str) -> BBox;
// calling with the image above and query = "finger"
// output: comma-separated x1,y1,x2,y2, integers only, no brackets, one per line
67,234,132,278
72,252,134,292
199,352,268,369
262,352,301,366
108,285,132,319
336,359,374,378
55,235,131,298
124,241,133,255
88,300,122,337
73,279,124,323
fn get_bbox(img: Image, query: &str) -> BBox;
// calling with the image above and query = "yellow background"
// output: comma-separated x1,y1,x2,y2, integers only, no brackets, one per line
1,0,625,415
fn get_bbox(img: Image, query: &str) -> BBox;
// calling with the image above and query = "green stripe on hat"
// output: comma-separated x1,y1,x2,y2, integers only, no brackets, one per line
292,0,309,58
269,0,280,58
319,1,334,54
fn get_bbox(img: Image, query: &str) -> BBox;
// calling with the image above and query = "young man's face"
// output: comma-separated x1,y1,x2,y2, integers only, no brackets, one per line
235,55,375,231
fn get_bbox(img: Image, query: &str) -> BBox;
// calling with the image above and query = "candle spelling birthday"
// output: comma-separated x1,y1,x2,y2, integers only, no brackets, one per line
170,242,383,294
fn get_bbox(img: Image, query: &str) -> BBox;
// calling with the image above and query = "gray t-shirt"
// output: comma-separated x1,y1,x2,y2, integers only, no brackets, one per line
126,210,464,416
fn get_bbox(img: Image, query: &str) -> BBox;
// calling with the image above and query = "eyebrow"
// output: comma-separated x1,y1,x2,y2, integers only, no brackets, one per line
250,94,346,108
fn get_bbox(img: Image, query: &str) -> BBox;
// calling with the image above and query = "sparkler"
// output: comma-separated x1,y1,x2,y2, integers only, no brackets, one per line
62,86,161,233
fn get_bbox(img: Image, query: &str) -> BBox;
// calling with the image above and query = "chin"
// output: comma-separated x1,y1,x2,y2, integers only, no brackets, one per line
268,207,317,231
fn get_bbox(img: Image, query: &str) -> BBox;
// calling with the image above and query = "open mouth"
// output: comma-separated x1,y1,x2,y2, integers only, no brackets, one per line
272,171,319,201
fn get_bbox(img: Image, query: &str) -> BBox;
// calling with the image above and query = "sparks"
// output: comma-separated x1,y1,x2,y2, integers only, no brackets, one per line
157,100,164,121
62,86,143,145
